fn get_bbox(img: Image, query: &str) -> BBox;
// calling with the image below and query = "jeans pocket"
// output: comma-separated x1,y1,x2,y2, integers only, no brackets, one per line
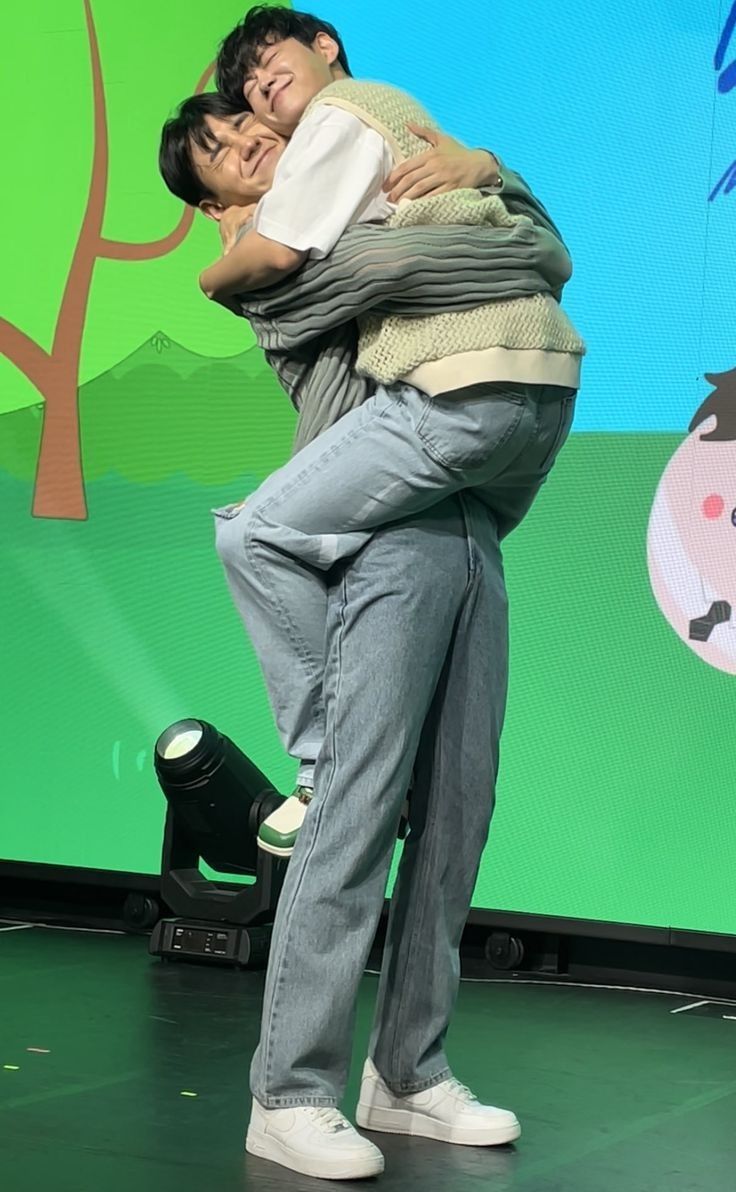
416,389,528,472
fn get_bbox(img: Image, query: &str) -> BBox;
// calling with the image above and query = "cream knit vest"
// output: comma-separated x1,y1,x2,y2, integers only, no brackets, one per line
304,80,585,388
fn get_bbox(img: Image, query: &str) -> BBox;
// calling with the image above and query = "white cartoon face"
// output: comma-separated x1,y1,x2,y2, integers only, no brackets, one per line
647,374,736,675
666,429,736,598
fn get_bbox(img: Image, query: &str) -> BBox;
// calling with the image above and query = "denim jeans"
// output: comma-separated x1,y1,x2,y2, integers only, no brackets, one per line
248,494,510,1106
214,381,575,785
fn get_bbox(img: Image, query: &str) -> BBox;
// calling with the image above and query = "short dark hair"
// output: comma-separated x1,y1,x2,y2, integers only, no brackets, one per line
215,4,351,107
159,92,246,206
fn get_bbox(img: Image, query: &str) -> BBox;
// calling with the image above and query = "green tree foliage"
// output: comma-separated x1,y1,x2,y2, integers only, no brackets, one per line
0,0,288,518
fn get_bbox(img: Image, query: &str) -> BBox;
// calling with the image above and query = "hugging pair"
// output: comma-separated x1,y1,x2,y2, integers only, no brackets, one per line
159,6,582,1181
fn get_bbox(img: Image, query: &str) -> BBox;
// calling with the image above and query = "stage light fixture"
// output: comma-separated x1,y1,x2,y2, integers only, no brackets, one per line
150,718,287,968
153,717,283,874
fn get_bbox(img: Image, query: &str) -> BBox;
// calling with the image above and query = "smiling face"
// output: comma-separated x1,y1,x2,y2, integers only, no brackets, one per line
242,33,344,136
188,112,288,216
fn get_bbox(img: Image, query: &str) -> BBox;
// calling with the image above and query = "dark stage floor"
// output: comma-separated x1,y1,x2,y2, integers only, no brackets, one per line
1,925,735,1192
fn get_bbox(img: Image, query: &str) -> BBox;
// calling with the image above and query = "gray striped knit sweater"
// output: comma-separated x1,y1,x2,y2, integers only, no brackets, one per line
233,168,573,452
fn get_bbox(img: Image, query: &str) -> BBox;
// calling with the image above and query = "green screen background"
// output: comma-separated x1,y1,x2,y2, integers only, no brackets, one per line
2,1,734,936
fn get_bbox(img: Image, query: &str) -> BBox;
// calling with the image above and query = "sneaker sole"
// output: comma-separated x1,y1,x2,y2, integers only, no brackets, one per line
246,1127,384,1180
356,1103,521,1147
256,837,295,859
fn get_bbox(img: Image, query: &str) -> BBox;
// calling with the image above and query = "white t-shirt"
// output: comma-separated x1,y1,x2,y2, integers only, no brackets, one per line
253,106,396,259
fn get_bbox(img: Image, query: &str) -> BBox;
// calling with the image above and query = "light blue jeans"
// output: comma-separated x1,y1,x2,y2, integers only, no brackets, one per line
214,381,575,786
249,494,510,1106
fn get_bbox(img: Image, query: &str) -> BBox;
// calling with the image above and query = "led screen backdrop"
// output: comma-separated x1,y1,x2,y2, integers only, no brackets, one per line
2,0,735,935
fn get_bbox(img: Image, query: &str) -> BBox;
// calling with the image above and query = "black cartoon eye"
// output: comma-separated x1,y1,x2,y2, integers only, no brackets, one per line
732,507,736,527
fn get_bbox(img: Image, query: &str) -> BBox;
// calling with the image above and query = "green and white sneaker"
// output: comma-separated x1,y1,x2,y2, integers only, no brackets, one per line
257,786,313,858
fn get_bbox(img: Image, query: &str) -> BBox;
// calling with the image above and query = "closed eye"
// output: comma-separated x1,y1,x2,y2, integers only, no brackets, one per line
246,45,278,83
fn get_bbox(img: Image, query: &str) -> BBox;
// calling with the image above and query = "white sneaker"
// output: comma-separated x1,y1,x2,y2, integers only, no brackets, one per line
246,1098,385,1180
356,1058,521,1147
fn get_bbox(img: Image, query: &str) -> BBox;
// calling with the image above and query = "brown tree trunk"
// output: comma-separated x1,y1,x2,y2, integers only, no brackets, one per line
32,370,87,520
2,2,212,522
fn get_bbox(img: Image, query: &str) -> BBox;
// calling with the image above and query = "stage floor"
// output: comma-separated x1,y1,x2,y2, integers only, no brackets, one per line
0,925,734,1192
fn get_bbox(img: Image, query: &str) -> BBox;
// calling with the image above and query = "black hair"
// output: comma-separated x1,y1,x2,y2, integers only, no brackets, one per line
690,370,736,442
159,92,246,207
215,4,351,107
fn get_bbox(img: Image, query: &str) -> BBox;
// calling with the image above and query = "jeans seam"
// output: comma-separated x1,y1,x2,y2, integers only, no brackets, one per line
256,572,348,1103
251,393,399,526
243,528,325,715
239,394,400,711
259,794,329,1095
457,494,479,583
385,720,445,1083
242,381,527,725
537,395,576,475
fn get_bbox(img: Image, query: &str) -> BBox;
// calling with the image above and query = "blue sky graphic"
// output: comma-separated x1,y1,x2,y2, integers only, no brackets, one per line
316,0,735,431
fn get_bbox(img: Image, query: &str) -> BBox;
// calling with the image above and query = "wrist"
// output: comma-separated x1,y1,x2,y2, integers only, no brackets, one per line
475,148,503,189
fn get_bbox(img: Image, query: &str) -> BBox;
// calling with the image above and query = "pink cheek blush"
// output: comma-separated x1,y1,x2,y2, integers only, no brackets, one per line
702,494,725,520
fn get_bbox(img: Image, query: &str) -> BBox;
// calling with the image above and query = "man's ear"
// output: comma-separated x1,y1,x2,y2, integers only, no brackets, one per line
312,31,340,67
199,199,225,223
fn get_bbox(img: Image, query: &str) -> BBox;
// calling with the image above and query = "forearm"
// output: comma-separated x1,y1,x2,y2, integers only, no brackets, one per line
242,220,567,352
200,229,307,300
491,164,569,251
371,224,571,305
487,166,572,298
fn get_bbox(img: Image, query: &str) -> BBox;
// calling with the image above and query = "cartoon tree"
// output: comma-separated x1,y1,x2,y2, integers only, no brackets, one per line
0,0,213,521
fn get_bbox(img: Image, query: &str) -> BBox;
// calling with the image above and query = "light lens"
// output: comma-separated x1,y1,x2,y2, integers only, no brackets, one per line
156,719,203,761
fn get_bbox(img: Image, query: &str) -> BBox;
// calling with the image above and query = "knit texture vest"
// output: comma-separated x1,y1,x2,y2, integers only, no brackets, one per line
304,80,585,383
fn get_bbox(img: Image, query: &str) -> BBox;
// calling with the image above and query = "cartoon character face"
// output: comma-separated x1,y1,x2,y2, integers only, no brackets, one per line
647,369,736,674
663,430,736,600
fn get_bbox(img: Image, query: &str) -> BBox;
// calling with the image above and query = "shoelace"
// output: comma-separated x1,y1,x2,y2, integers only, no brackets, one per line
445,1077,479,1104
305,1106,352,1133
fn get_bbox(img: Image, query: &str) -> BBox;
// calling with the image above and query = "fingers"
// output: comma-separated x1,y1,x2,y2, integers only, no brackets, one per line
388,171,452,203
406,121,440,146
384,150,433,191
398,179,452,202
384,125,444,191
386,162,436,202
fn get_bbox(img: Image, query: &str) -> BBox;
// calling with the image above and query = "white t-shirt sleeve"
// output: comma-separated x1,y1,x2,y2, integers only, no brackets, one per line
253,107,391,259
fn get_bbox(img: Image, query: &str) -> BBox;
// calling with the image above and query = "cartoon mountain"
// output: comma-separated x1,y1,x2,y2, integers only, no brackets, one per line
0,334,297,485
100,333,268,385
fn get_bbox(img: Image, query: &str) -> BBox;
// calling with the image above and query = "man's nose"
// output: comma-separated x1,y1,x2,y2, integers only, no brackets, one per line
239,135,260,161
258,70,278,97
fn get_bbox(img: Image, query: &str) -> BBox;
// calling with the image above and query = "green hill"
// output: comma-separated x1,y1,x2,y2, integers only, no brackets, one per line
0,334,297,485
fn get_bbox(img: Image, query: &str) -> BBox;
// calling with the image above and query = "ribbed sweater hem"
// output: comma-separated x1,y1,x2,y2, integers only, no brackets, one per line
404,348,581,393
